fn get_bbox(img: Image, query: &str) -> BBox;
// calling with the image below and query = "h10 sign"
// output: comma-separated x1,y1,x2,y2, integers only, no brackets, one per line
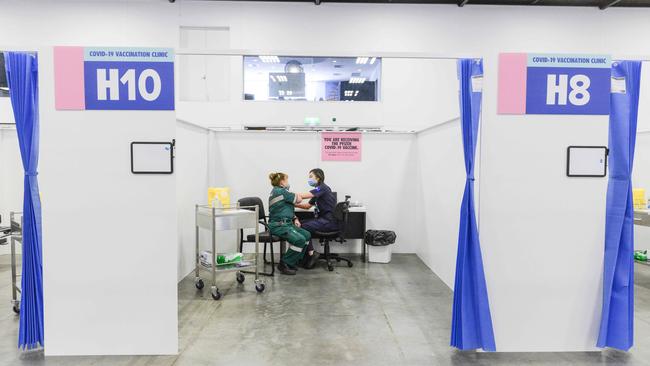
54,47,175,110
498,53,611,115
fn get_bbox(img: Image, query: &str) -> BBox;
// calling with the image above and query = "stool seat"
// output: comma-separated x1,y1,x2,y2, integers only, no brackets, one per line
313,231,339,238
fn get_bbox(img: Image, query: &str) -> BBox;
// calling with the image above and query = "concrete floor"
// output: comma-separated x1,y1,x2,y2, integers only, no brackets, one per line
0,253,650,365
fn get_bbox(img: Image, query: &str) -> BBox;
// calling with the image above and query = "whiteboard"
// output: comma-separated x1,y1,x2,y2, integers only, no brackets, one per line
131,142,174,174
566,146,607,177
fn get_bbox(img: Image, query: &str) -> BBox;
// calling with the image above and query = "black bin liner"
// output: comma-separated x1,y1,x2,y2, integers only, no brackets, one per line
364,230,396,246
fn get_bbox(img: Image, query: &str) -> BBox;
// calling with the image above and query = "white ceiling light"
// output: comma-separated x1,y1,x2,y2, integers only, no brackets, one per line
369,57,377,65
270,75,277,82
356,57,369,65
349,77,366,84
259,55,280,63
355,90,360,96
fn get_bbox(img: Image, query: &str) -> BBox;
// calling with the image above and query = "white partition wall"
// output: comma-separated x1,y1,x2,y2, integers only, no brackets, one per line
38,48,178,355
414,119,465,288
203,131,419,260
0,1,180,355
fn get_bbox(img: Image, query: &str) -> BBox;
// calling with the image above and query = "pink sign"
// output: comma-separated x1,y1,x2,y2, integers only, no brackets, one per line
321,132,362,161
497,53,527,114
54,46,86,110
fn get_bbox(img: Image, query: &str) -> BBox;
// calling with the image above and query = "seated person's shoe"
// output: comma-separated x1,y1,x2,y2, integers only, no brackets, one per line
277,261,297,275
304,252,321,270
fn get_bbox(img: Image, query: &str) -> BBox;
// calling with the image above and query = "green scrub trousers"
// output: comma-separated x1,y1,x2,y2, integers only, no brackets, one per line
269,221,311,267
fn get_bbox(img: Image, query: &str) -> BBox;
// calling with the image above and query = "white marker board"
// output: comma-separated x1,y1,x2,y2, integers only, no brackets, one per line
566,146,608,177
131,141,174,174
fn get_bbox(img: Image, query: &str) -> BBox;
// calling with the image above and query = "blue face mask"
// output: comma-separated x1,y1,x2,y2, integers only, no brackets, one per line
308,178,318,187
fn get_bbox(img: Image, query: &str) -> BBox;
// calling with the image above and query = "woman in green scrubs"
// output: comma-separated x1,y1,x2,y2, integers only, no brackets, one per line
267,172,312,275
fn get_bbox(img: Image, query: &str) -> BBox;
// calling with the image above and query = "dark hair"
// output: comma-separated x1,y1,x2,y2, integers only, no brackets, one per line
310,168,325,185
269,172,288,187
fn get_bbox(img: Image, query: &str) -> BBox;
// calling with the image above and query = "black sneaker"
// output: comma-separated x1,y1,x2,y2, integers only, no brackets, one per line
277,261,297,275
304,252,321,270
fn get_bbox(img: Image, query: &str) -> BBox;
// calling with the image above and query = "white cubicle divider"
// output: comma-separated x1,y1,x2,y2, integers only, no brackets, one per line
39,48,178,355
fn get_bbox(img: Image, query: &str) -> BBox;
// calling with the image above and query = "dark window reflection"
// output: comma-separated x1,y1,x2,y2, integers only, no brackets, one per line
243,56,381,102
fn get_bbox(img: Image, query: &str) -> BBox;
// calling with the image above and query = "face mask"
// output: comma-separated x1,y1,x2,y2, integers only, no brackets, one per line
308,178,318,187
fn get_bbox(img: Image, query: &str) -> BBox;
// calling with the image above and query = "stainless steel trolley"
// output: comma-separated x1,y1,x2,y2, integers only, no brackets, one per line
0,212,22,314
195,204,265,300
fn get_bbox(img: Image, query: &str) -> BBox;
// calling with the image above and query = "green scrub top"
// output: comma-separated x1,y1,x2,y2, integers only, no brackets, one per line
268,186,297,223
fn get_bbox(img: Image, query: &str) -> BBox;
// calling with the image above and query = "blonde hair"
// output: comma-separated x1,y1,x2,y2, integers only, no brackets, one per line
269,172,288,187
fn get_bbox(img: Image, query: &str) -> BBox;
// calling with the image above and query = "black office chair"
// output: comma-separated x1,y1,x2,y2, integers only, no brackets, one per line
238,197,285,277
312,196,354,271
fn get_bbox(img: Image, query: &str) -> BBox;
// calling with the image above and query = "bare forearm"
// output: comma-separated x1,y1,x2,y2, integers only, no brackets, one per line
295,202,312,209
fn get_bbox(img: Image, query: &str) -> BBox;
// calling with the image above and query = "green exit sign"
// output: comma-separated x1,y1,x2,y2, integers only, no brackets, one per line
304,117,320,126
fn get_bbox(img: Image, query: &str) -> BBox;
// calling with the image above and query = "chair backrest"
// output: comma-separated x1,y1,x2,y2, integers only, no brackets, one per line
332,196,351,236
238,197,266,222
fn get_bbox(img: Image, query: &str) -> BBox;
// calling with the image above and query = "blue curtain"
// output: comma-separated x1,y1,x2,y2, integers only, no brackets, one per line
597,60,641,351
450,59,496,352
5,52,44,350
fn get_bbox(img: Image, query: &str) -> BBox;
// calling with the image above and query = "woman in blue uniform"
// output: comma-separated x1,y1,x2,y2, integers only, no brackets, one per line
296,168,338,269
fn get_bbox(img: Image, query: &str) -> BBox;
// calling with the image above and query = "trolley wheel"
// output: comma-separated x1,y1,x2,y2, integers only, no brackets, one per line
12,305,20,314
211,289,222,300
236,272,245,284
195,278,204,290
347,261,354,268
328,265,334,272
255,283,265,293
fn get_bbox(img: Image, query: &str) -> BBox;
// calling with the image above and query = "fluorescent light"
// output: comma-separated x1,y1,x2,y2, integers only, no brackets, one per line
259,55,280,63
270,75,276,82
349,77,366,84
355,90,359,96
356,57,368,65
370,57,377,64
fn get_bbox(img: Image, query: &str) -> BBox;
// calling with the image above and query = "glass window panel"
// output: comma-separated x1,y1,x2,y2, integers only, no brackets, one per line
243,55,381,102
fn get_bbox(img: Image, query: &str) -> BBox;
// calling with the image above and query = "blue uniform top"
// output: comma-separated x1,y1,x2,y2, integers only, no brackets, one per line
309,183,336,219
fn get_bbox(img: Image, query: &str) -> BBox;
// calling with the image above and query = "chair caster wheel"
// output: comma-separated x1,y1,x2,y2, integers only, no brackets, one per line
236,272,245,284
211,289,222,300
328,265,334,271
347,261,353,268
195,278,204,289
255,284,265,293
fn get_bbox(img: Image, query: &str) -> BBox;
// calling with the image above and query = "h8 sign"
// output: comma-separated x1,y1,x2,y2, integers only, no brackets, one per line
526,66,610,115
497,53,611,115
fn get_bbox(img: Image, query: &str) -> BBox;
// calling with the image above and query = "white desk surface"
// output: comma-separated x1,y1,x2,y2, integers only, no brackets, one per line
295,205,367,213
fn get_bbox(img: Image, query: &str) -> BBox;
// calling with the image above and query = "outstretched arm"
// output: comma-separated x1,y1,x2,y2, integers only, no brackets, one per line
295,202,313,209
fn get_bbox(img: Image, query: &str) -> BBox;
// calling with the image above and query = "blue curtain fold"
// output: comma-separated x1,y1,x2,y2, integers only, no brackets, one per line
597,60,641,351
450,59,496,352
5,52,44,350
